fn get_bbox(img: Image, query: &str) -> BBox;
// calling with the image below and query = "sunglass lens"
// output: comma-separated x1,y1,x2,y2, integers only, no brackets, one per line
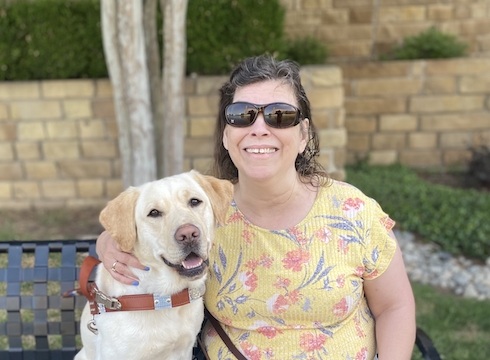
264,104,299,128
225,103,256,127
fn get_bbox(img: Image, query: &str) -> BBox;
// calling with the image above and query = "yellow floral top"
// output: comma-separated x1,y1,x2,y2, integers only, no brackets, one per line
203,180,396,360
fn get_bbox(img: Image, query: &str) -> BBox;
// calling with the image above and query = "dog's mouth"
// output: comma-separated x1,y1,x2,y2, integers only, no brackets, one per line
162,253,209,278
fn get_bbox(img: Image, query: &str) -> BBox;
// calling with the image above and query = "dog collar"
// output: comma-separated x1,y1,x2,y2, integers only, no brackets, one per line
69,256,205,315
91,283,206,314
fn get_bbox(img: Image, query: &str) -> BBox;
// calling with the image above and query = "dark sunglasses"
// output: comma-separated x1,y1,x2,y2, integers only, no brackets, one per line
224,102,302,129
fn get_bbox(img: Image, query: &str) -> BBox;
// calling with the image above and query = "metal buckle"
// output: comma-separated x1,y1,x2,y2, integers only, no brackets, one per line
189,288,202,300
94,287,122,310
87,315,98,335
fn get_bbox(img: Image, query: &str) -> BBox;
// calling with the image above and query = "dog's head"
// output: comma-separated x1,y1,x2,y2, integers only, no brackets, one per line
99,170,233,280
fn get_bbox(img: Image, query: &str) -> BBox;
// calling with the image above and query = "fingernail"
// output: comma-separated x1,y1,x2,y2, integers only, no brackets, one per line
132,281,139,286
145,266,150,271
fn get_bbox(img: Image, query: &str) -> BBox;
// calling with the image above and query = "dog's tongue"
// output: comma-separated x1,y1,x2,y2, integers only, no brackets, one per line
182,253,203,269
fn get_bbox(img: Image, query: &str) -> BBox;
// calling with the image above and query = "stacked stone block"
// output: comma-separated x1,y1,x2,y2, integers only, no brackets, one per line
280,0,490,61
0,79,121,210
0,67,346,209
341,57,490,167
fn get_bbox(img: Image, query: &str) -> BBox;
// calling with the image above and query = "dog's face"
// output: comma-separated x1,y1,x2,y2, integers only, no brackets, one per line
99,170,233,280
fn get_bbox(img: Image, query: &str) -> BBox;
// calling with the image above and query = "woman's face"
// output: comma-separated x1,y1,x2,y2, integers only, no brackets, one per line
222,80,309,183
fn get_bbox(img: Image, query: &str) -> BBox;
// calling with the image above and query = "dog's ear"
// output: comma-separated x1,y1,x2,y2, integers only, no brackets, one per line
99,187,140,252
191,171,233,226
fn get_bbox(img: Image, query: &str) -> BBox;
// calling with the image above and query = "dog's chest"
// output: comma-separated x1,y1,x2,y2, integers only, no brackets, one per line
93,304,203,358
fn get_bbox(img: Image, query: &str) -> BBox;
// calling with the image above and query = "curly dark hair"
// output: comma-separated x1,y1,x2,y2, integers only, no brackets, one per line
211,55,328,186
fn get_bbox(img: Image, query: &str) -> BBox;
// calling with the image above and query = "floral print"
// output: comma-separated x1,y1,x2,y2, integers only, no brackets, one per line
204,181,396,359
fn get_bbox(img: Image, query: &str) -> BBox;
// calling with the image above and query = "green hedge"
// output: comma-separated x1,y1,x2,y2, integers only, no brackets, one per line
0,0,328,80
0,0,107,80
186,0,286,75
382,26,468,61
346,163,490,261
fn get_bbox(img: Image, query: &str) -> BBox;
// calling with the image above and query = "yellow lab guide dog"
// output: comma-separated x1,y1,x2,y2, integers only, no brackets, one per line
75,171,233,360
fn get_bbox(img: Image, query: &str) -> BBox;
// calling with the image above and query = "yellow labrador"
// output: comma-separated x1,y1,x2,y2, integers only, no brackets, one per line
75,170,233,360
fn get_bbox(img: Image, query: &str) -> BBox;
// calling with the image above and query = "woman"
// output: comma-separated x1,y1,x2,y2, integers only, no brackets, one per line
97,56,416,359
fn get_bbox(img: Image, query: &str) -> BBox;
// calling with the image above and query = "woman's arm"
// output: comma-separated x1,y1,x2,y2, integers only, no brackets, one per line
96,230,147,285
364,230,416,359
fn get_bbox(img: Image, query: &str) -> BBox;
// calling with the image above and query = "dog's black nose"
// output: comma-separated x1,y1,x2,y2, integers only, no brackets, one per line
175,224,200,243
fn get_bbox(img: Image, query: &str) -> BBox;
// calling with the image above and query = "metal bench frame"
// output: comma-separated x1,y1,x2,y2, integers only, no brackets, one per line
0,239,442,360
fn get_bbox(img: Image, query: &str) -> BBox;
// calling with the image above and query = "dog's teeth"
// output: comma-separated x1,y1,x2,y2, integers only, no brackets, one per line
182,257,203,269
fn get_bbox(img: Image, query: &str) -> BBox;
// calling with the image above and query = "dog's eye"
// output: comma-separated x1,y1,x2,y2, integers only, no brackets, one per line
189,198,202,207
148,209,162,217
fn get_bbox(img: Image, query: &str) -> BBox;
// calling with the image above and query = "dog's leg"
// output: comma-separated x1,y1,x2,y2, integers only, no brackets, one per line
74,347,88,360
76,303,96,359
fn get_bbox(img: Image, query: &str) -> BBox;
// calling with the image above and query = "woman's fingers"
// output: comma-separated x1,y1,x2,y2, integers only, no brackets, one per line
95,230,148,285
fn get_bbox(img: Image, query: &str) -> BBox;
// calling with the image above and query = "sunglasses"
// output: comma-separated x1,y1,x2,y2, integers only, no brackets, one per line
224,102,302,129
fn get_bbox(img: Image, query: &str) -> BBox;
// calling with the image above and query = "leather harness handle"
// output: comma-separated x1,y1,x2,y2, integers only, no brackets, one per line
79,255,101,299
204,307,247,360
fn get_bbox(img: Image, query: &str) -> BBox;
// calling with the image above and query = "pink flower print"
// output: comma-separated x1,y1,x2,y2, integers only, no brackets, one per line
299,332,327,352
289,226,308,246
355,347,369,360
354,315,365,338
364,269,379,280
241,341,261,360
282,248,311,272
343,198,365,218
242,228,253,244
336,274,345,288
220,315,233,326
245,258,260,271
354,266,365,277
314,226,332,244
287,289,301,305
337,238,349,254
380,215,395,231
257,325,283,339
239,271,258,292
228,211,243,223
266,294,290,314
259,254,273,268
332,296,354,318
274,276,291,289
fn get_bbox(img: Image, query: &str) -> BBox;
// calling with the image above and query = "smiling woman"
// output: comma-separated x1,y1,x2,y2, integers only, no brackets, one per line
96,56,416,360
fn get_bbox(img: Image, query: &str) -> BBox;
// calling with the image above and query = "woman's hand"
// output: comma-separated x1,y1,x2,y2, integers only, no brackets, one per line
96,230,148,285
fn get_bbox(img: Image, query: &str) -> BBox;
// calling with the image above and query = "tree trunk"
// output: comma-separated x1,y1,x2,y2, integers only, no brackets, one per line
160,0,188,176
143,0,165,178
101,0,157,187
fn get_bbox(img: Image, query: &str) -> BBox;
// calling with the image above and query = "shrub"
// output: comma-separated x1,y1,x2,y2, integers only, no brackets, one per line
1,0,328,79
0,0,107,80
346,163,490,261
283,35,329,66
186,0,287,75
382,26,469,60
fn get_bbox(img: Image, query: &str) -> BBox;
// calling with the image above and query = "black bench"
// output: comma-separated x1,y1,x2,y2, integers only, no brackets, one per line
0,239,442,360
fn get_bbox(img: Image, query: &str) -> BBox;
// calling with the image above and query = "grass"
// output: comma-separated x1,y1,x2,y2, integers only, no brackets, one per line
0,208,103,241
411,282,490,360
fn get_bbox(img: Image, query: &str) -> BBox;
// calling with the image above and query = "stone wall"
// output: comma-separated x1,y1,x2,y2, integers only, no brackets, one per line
280,0,490,61
0,65,345,209
341,57,490,167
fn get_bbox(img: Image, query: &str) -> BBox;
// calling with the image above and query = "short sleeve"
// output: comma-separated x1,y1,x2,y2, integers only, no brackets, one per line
362,199,397,280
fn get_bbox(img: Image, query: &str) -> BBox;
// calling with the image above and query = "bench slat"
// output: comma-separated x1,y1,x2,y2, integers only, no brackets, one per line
0,240,97,356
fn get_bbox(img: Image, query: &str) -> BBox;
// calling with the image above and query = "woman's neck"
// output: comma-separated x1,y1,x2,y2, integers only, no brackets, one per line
233,174,318,230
